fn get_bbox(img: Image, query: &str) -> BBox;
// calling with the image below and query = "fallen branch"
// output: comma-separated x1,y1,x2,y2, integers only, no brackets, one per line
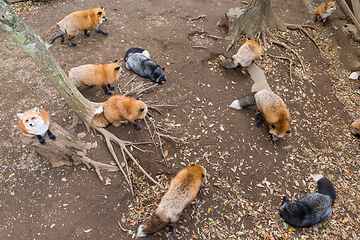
117,220,129,232
189,15,206,21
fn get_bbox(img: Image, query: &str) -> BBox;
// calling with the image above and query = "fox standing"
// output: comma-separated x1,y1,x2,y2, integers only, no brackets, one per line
280,173,336,227
17,107,56,145
314,2,336,26
68,60,124,96
219,39,262,75
136,165,207,237
92,95,147,130
44,7,108,48
229,89,290,141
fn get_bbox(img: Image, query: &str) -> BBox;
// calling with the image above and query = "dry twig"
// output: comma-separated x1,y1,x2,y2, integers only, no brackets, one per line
267,53,294,82
189,15,206,21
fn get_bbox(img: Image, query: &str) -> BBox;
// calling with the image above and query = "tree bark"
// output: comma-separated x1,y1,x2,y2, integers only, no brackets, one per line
0,0,99,123
217,0,285,50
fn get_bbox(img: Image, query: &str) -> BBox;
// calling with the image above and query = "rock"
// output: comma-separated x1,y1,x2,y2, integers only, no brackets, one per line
342,24,360,42
348,71,360,79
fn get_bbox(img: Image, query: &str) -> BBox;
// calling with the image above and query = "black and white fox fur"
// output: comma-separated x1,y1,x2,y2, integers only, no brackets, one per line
124,48,166,85
279,174,336,227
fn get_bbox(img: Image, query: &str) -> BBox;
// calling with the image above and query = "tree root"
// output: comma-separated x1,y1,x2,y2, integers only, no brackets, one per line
267,53,294,83
266,29,305,73
144,116,185,166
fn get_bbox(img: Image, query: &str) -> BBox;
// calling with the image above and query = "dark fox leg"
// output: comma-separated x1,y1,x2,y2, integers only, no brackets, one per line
107,83,115,90
241,68,250,76
61,35,65,43
68,36,77,47
36,135,46,145
238,92,256,109
95,28,108,36
47,129,56,140
84,30,90,37
255,110,266,127
102,85,113,96
132,121,141,131
314,17,318,23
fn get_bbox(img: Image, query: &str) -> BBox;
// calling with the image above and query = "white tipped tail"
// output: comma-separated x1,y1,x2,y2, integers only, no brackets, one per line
310,173,323,182
94,105,104,115
142,50,150,59
229,100,242,110
136,224,147,238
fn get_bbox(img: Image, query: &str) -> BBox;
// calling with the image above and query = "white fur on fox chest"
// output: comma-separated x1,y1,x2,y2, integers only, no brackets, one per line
320,8,336,19
24,119,49,137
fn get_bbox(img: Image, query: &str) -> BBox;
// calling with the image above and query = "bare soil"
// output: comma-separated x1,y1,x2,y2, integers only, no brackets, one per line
1,0,359,239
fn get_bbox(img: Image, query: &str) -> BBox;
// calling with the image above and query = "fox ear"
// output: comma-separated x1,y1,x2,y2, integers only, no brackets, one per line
162,68,165,71
286,130,290,134
98,11,103,16
140,108,145,112
136,98,140,100
271,124,275,129
17,113,24,120
101,7,104,9
33,107,40,114
115,66,120,71
114,59,118,63
325,3,328,7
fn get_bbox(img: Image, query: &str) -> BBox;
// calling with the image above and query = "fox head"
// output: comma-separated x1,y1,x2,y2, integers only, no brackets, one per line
326,2,336,12
96,7,108,24
269,120,290,141
17,107,44,128
151,67,166,85
135,100,148,119
109,61,125,79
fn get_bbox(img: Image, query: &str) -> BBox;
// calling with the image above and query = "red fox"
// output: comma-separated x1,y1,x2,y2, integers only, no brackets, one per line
219,39,262,75
350,119,360,139
229,89,290,141
44,7,108,48
136,165,207,237
92,95,147,130
68,60,124,96
17,107,56,145
314,2,336,26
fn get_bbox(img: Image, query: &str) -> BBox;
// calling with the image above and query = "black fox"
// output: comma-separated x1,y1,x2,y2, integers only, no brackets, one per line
124,48,166,85
279,174,336,227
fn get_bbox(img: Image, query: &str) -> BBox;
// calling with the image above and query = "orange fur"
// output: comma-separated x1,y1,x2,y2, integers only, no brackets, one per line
255,90,290,141
314,2,336,24
44,7,108,47
69,62,124,88
18,108,50,138
137,165,206,237
219,39,262,74
350,119,360,138
92,95,147,128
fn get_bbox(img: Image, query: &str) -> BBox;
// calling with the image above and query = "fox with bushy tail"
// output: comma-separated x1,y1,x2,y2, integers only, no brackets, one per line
44,7,108,48
279,173,336,227
229,89,290,141
136,165,206,237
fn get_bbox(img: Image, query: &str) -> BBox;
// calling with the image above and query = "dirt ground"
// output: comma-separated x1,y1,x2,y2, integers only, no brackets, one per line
1,0,359,239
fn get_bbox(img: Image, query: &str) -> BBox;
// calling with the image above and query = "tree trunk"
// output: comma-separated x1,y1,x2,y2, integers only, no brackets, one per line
217,0,285,50
0,0,99,123
0,0,103,168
